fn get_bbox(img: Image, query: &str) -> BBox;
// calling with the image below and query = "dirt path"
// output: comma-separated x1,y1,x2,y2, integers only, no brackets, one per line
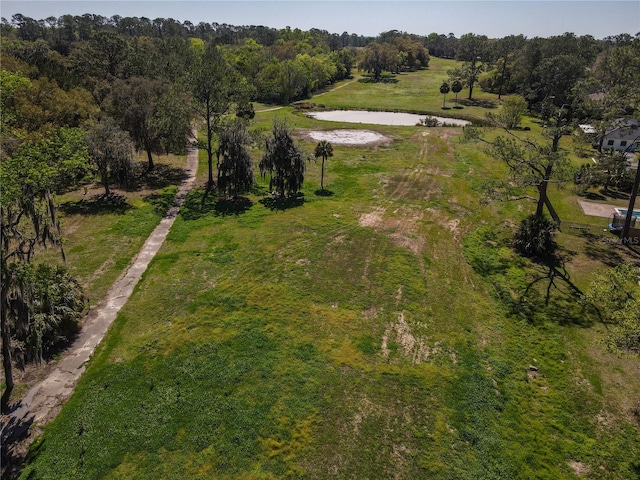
1,138,199,464
311,78,358,98
255,77,360,113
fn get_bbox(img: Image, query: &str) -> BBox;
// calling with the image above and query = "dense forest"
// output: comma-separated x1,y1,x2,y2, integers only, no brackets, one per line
3,14,638,113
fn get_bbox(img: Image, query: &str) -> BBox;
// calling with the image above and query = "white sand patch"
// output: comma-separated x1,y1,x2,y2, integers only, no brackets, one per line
568,461,590,476
359,212,384,227
307,129,390,145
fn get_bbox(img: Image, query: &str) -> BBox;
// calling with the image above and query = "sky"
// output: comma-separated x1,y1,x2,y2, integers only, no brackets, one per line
1,1,639,39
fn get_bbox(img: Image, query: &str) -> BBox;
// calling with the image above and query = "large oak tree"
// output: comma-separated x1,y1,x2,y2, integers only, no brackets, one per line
105,76,190,171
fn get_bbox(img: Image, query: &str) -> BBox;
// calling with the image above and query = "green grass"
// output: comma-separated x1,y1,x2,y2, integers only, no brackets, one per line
43,154,187,304
20,76,640,479
309,58,503,123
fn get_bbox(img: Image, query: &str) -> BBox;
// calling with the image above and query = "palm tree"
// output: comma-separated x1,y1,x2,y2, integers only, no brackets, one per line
314,140,333,191
451,80,463,105
513,214,558,259
440,82,450,108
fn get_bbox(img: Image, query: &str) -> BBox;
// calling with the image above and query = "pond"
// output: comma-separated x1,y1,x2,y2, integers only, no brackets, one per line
306,110,471,127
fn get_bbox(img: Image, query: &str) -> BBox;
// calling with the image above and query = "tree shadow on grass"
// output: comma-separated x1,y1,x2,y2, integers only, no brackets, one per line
582,191,607,201
314,189,335,197
129,162,189,191
358,75,398,84
458,98,498,109
59,193,132,215
213,197,254,216
507,254,595,327
180,189,216,220
180,190,254,220
599,188,630,200
143,189,177,216
584,237,627,267
259,193,305,211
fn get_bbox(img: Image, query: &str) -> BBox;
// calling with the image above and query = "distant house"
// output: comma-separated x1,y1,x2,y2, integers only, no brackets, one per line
601,118,640,152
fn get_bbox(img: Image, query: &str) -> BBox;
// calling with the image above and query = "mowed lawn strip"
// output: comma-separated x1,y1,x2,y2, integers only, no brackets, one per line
310,57,502,123
22,89,640,477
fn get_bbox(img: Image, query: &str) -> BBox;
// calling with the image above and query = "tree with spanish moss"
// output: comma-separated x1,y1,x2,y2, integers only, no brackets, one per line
455,33,488,100
85,117,135,196
105,76,191,171
451,80,462,105
358,42,398,81
1,129,88,412
188,43,252,191
216,119,254,198
259,120,307,198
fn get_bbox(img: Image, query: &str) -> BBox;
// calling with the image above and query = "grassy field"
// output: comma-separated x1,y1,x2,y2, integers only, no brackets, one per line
2,154,188,403
19,69,640,479
54,154,189,303
308,57,502,123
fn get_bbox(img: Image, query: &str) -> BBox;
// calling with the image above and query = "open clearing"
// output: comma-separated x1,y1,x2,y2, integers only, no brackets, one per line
16,66,640,480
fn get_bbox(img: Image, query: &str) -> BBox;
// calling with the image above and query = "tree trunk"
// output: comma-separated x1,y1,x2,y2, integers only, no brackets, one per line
103,174,110,196
146,147,154,171
207,150,214,190
206,99,214,191
536,161,561,228
498,57,507,100
536,182,547,217
552,133,561,153
321,156,325,190
544,196,561,230
621,159,640,244
1,293,14,413
468,58,477,100
216,149,222,195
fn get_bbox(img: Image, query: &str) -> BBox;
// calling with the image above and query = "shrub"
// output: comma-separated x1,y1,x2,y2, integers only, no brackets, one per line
512,214,558,259
419,116,440,127
496,95,528,129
